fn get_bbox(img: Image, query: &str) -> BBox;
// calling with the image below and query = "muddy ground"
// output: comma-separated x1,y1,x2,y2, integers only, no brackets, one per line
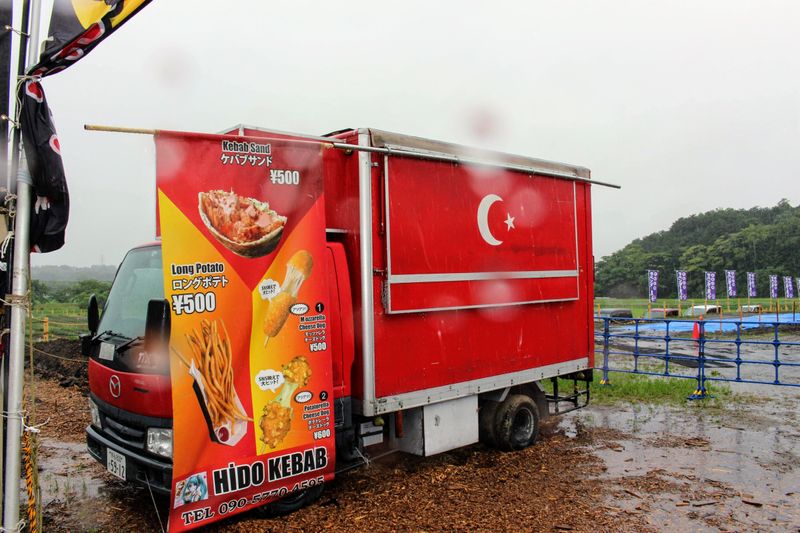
25,340,800,532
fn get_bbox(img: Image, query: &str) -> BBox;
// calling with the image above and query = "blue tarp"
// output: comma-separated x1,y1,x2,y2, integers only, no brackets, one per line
605,313,800,334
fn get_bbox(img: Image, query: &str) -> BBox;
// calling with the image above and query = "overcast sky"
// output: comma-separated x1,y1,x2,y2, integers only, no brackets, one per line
16,0,800,267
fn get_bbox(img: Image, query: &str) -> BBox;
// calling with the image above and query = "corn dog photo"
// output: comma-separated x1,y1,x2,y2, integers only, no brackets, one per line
262,250,313,347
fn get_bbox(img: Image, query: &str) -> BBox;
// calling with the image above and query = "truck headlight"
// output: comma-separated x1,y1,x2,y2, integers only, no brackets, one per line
89,399,101,428
146,428,173,458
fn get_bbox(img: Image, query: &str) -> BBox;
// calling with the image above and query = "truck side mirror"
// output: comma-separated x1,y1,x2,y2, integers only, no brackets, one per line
145,299,171,346
87,294,99,336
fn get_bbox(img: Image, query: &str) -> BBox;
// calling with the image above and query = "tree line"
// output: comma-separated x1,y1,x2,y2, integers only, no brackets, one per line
595,200,800,298
32,279,112,307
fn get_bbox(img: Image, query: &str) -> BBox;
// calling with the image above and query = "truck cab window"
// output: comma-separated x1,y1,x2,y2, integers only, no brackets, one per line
98,246,164,340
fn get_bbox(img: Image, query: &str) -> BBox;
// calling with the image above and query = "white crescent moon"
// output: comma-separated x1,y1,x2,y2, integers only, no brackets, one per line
477,194,503,246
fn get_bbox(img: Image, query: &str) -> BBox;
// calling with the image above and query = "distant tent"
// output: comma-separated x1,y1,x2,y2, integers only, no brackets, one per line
683,305,721,317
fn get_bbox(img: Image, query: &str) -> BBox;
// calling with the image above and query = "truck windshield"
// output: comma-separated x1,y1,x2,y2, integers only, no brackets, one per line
98,246,164,340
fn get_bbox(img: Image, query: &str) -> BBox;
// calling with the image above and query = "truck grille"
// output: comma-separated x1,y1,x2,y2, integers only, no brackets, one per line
101,413,146,447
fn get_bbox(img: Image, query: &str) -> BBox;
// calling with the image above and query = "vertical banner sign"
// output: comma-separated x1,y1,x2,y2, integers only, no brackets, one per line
747,272,757,298
725,270,737,298
784,276,794,299
156,132,335,531
796,278,800,298
770,275,779,299
647,270,658,302
705,271,716,300
676,270,688,301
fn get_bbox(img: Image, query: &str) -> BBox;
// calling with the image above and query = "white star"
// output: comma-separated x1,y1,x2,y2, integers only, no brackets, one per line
504,213,515,231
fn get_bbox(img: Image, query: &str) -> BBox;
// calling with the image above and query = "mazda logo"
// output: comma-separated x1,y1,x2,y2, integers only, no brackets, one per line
109,375,121,398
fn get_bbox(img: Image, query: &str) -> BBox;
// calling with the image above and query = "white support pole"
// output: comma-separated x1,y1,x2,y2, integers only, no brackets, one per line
3,0,40,528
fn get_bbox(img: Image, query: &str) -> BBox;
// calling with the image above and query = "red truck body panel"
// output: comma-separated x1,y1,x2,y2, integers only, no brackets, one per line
218,126,595,414
326,242,355,399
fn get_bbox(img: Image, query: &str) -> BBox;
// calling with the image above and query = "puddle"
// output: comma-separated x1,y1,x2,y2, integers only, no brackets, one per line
34,440,106,506
30,438,166,531
560,402,800,531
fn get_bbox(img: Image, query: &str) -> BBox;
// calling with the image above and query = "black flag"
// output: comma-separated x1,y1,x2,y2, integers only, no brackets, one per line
19,79,69,252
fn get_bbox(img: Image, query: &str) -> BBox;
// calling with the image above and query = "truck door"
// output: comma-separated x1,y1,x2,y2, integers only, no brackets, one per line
324,242,354,399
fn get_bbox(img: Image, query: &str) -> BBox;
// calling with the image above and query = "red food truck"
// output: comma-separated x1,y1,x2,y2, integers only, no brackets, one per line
83,125,599,528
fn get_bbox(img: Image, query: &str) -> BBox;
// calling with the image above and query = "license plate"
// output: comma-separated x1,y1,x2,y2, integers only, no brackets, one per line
106,448,127,480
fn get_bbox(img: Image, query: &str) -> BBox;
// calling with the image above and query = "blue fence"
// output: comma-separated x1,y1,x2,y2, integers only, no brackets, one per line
595,316,800,398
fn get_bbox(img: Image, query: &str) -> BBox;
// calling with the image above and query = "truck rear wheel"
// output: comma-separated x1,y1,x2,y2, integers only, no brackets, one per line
494,394,539,451
256,484,324,517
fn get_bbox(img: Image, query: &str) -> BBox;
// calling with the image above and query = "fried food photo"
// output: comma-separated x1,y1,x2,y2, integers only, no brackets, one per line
258,356,313,452
262,250,314,345
198,189,287,258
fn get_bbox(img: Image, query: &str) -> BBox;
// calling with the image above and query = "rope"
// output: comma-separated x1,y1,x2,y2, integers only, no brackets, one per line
25,278,42,533
3,198,15,221
30,345,84,363
30,317,84,327
2,293,31,312
144,472,166,533
1,231,13,254
22,431,37,533
0,189,11,216
14,75,40,131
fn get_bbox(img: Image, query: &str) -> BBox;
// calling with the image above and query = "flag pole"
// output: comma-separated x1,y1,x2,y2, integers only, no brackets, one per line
3,0,40,529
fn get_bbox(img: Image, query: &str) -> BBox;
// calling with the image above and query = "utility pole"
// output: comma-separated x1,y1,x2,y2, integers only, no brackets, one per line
3,0,41,529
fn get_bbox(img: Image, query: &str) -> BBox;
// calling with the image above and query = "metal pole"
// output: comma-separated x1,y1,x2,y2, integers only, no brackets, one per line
81,124,624,190
3,0,40,528
3,164,31,531
600,318,610,385
1,1,29,519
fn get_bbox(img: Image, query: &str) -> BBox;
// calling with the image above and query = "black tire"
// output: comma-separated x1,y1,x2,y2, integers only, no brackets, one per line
255,483,324,517
479,400,500,447
494,394,539,451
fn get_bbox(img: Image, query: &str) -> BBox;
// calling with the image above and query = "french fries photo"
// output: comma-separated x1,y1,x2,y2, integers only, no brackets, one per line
174,319,252,446
262,250,314,347
258,355,312,452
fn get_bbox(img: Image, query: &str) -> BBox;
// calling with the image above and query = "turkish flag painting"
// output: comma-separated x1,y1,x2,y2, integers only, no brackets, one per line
384,156,579,313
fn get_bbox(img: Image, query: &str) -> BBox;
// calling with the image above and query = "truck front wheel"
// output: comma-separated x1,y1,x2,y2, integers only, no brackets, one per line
494,394,539,451
256,484,324,517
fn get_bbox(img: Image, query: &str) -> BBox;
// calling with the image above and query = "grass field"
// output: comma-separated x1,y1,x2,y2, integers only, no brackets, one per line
589,372,737,406
31,302,85,341
544,371,741,408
